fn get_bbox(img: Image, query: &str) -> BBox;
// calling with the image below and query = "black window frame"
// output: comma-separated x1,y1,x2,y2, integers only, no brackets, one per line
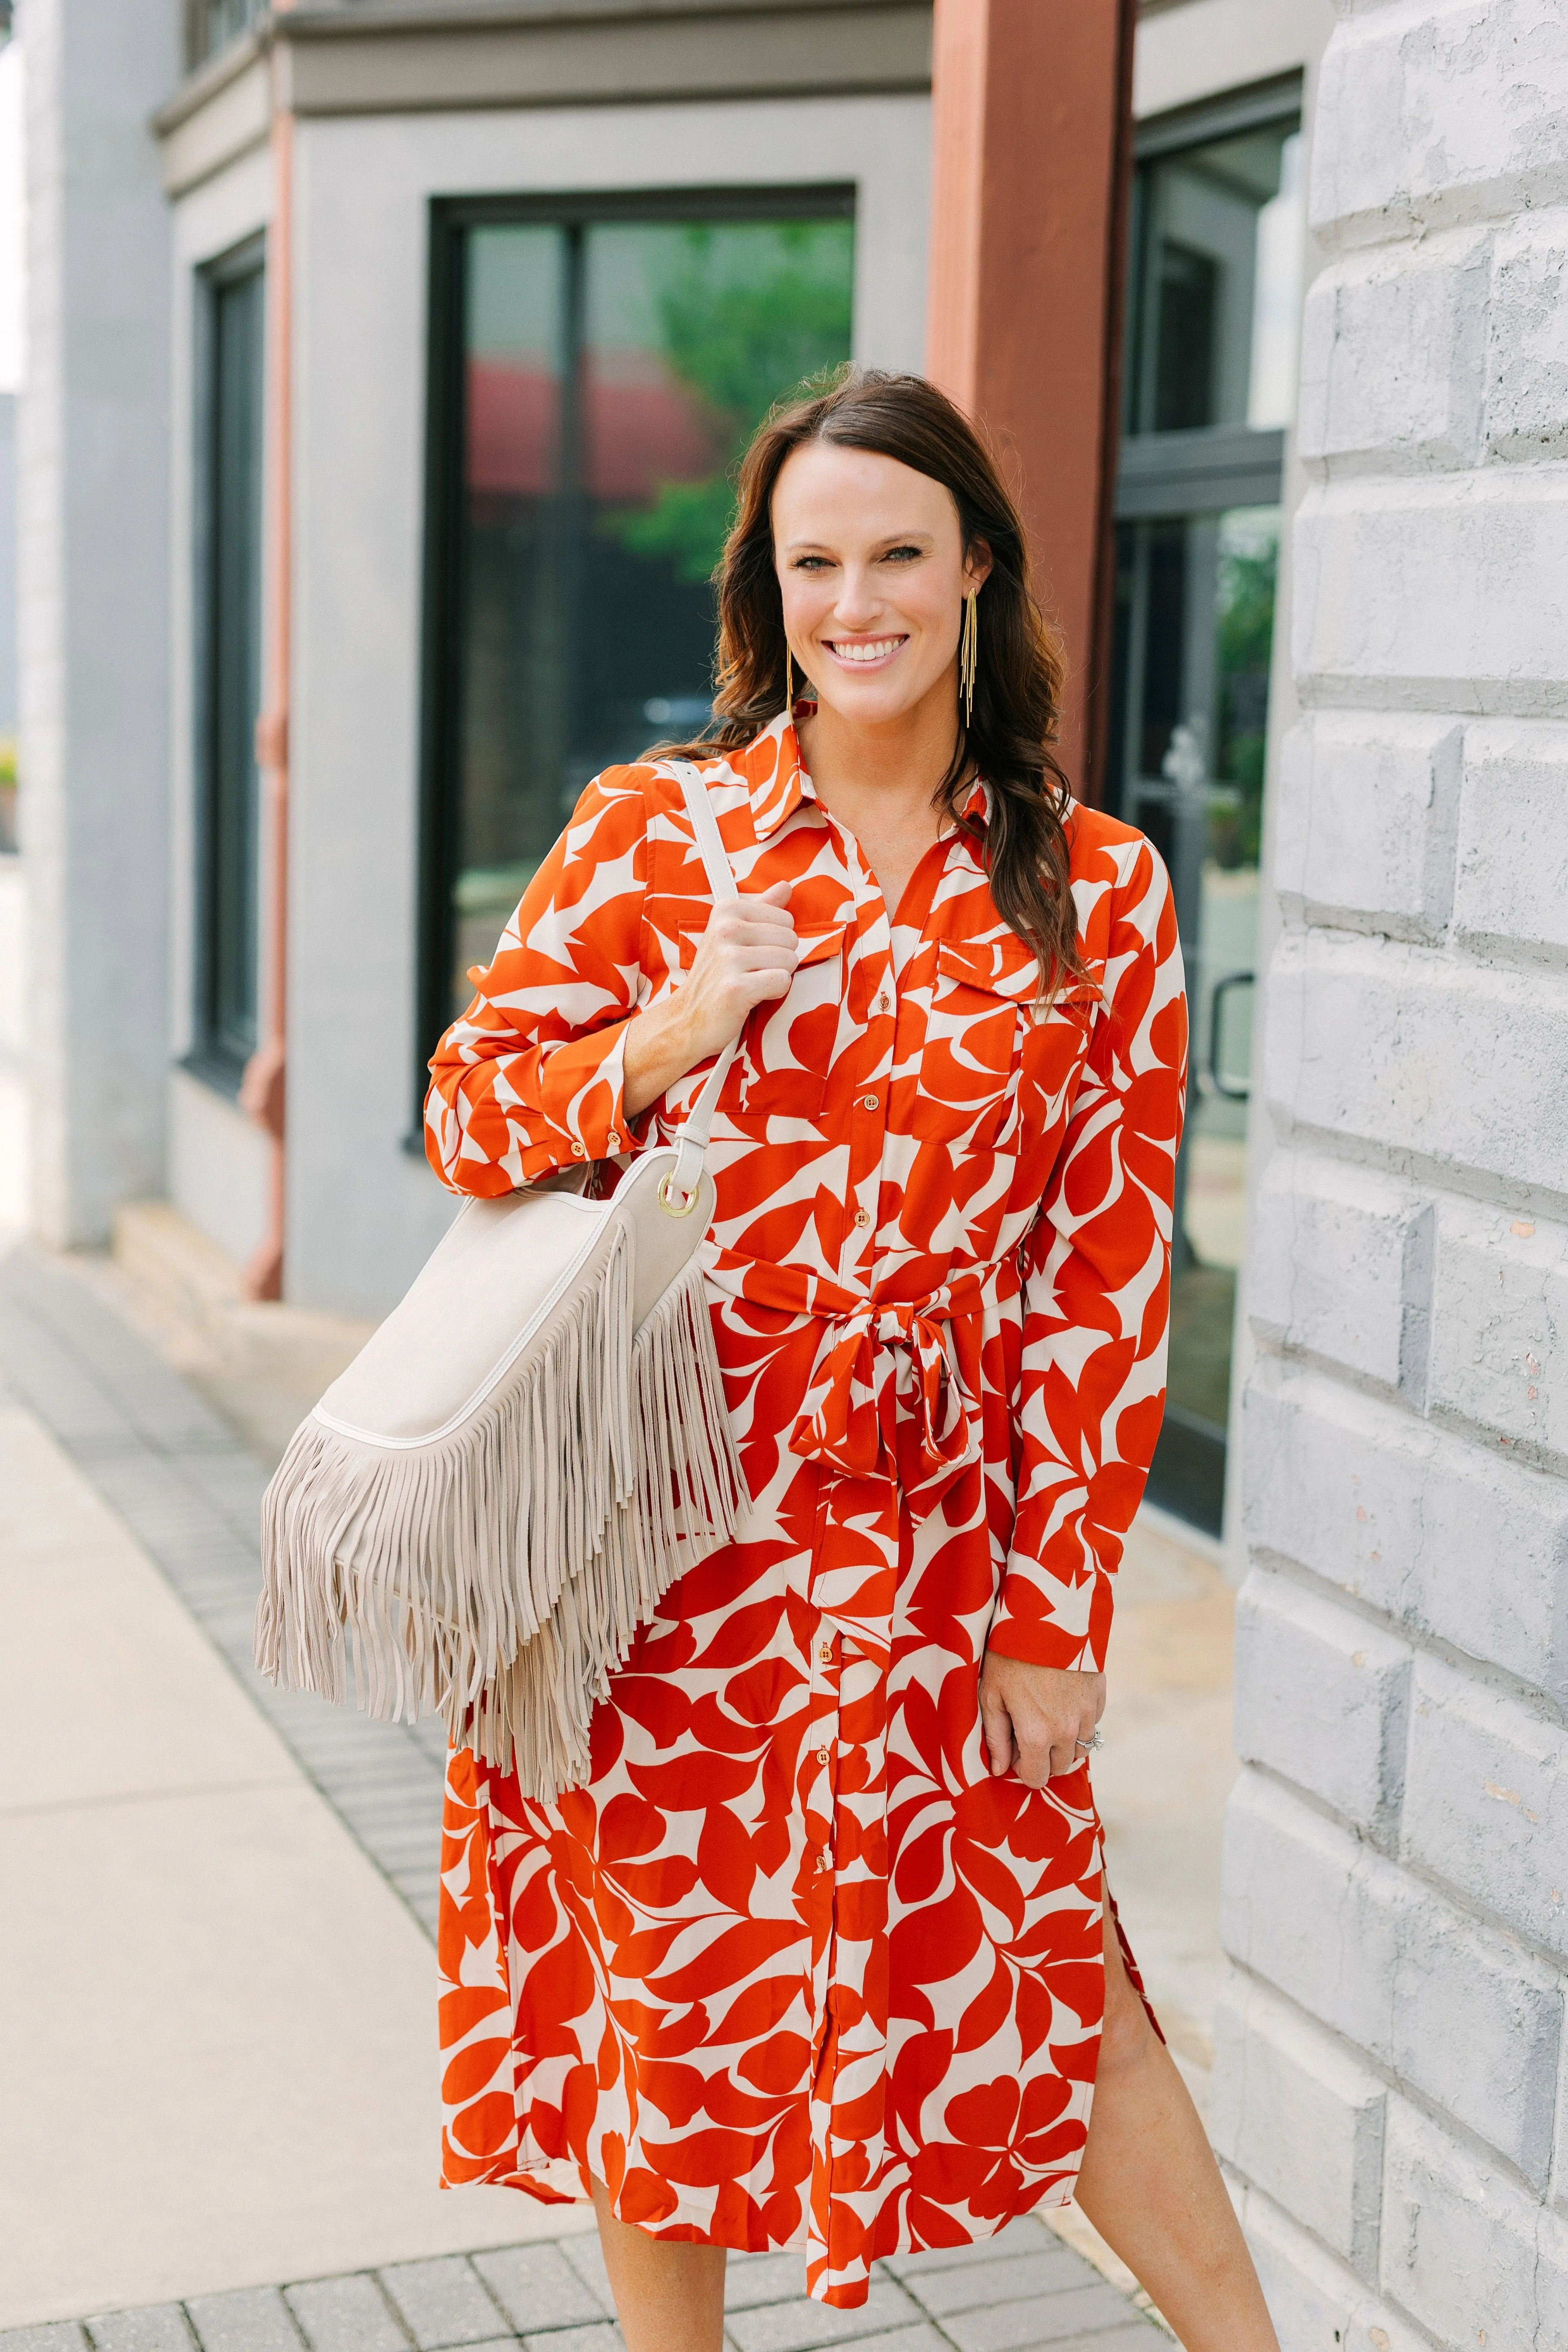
188,230,267,1098
413,181,857,1131
1113,75,1303,1536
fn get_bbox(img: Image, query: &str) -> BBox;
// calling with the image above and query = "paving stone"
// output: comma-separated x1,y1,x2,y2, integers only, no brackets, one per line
284,2279,404,2352
184,2288,304,2352
723,2254,811,2309
939,2282,1155,2349
472,2248,605,2334
879,2219,1054,2280
518,2330,623,2352
377,2262,505,2350
781,2333,947,2352
902,2249,1093,2318
86,2311,194,2352
550,2242,612,2309
724,2282,922,2352
0,2328,92,2352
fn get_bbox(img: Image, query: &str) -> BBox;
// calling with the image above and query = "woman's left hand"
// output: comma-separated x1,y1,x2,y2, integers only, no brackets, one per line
979,1651,1106,1786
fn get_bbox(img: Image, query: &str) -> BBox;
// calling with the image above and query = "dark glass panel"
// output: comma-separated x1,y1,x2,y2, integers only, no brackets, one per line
196,257,264,1079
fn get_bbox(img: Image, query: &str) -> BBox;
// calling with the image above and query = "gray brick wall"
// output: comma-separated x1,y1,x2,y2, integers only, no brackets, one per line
1218,3,1568,2343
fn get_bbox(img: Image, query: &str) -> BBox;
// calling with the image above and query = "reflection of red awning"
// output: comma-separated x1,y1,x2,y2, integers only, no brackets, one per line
466,352,723,501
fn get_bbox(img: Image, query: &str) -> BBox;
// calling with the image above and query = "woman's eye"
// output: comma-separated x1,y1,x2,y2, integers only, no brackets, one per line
882,545,924,564
792,554,832,572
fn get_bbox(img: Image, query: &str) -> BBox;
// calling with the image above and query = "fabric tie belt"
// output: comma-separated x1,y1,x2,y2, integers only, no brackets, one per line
707,1252,995,1512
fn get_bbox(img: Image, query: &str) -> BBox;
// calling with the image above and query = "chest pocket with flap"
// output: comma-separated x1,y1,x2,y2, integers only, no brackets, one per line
910,934,1043,1145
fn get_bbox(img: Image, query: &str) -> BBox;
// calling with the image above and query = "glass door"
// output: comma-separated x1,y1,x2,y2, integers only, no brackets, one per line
1111,90,1304,1532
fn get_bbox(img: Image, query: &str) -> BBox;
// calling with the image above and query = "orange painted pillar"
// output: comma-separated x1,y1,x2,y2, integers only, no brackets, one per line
926,0,1137,803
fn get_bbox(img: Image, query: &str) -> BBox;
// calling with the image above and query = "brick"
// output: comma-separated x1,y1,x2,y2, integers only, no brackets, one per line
1243,1357,1568,1700
1247,1152,1430,1396
1211,1974,1386,2274
1297,233,1490,472
1486,207,1568,459
1232,2180,1435,2352
1453,720,1568,954
1273,714,1462,938
471,2246,605,2334
1308,0,1568,248
282,2282,401,2352
1427,1199,1568,1458
1381,2098,1568,2345
1264,929,1568,1197
86,2316,192,2352
184,2290,303,2352
725,2282,922,2350
1232,1568,1412,1842
1223,1770,1563,2183
377,2262,502,2350
1402,1653,1568,1964
1293,469,1568,716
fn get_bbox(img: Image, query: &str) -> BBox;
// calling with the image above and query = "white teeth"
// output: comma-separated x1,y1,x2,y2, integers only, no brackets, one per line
830,638,903,664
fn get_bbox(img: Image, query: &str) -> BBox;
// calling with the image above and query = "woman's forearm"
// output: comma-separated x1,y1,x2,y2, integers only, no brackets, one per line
622,996,703,1120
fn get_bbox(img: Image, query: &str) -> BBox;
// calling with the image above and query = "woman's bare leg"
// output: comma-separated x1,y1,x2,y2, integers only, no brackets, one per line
589,2175,728,2352
1073,1909,1279,2351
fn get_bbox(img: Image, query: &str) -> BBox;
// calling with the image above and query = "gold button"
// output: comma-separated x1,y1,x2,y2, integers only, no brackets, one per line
817,1748,830,1766
570,1141,586,1158
854,1209,870,1228
875,995,890,1015
820,1643,833,1662
606,1130,619,1151
861,1094,879,1112
816,1853,831,1872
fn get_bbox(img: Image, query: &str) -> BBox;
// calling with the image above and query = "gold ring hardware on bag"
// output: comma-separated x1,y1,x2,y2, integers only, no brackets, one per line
658,1172,700,1219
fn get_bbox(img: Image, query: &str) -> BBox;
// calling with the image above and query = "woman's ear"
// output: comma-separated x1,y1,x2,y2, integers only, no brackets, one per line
964,540,995,594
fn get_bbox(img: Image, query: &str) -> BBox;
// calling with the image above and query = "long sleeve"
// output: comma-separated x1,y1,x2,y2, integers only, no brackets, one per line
424,766,650,1197
986,840,1188,1674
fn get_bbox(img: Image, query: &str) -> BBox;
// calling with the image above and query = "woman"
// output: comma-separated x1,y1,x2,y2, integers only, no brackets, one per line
425,370,1276,2351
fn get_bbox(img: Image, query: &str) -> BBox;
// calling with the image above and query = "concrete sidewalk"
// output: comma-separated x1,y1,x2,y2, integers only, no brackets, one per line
0,1229,1187,2345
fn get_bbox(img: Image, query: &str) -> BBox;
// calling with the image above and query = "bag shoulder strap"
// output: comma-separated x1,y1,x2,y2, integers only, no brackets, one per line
665,760,741,1202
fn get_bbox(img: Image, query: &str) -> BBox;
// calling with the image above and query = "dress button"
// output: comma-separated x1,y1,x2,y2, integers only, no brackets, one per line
606,1130,619,1151
817,1748,830,1766
820,1642,833,1663
854,1209,870,1228
875,995,890,1015
816,1852,831,1873
861,1093,879,1112
570,1141,587,1158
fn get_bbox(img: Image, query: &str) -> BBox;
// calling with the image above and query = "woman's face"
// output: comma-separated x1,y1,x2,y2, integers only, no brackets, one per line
771,441,991,729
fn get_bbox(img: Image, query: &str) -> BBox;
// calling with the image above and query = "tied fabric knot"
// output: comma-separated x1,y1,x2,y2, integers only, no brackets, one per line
789,1288,981,1511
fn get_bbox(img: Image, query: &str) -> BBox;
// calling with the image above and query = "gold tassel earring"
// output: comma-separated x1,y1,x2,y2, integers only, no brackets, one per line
960,591,979,729
786,646,796,713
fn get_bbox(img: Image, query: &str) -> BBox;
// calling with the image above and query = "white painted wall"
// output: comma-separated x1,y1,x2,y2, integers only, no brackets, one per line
285,93,931,1313
1215,5,1568,2343
165,137,273,1268
20,0,179,1247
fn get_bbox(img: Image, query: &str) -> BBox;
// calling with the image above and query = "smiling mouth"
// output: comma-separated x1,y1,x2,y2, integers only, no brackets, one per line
822,635,908,667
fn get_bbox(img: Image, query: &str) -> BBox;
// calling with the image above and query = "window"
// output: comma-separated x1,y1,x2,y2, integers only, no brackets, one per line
185,0,265,72
1110,80,1305,1534
418,189,855,1063
192,241,265,1089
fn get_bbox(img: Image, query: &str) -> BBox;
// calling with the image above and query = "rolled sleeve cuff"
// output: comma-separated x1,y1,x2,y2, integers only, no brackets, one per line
528,1017,636,1170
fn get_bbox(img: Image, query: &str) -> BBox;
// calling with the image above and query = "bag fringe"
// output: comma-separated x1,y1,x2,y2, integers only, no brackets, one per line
255,1236,744,1806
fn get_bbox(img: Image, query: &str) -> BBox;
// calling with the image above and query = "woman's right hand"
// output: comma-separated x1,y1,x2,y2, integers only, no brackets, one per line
622,880,796,1118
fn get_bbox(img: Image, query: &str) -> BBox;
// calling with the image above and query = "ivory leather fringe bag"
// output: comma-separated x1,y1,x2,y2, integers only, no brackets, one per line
254,763,746,1802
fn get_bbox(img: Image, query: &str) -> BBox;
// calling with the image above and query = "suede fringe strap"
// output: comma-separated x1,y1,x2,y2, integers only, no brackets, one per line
254,1228,744,1802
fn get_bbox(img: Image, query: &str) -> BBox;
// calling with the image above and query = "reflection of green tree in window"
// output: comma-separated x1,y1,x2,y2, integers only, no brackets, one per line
609,222,855,584
1210,518,1277,869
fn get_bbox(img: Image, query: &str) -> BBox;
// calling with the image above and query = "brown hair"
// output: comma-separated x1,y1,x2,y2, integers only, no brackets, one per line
658,365,1084,995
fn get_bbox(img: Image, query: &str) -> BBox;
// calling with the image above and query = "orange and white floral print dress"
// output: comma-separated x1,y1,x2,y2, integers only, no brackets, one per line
424,709,1186,2309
